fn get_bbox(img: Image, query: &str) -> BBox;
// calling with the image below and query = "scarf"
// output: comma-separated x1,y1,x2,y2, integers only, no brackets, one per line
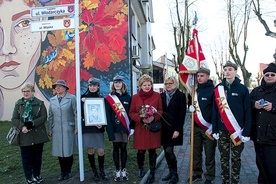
138,88,154,101
22,97,34,122
165,89,177,106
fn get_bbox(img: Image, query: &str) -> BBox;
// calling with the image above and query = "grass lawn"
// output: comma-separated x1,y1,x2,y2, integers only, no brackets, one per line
1,121,163,183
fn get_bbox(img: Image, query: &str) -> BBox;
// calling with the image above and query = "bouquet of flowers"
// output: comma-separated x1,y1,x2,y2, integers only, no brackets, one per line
139,105,157,119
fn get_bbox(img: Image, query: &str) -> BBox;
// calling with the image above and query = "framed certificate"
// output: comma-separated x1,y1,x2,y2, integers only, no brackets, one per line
84,98,107,126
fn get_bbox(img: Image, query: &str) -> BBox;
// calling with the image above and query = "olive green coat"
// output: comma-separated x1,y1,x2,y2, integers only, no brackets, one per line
11,97,49,146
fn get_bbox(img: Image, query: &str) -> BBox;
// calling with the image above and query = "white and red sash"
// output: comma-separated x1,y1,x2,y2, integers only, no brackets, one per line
214,85,242,146
194,92,213,140
106,94,130,133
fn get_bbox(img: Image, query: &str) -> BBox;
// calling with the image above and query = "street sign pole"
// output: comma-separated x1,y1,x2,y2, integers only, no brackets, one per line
74,0,84,181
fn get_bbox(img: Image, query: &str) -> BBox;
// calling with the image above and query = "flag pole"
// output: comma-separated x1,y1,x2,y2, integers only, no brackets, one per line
189,12,198,184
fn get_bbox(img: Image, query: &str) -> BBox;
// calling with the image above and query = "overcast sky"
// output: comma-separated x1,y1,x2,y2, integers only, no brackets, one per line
151,0,276,75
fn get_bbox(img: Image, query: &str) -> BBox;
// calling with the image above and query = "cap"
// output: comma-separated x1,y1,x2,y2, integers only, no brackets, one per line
223,61,238,70
263,63,276,74
197,67,210,75
88,77,100,85
113,75,125,82
52,80,69,90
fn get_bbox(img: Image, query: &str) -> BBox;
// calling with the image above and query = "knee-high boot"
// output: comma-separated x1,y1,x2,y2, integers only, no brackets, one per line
98,155,109,181
169,160,179,184
88,154,99,181
137,152,145,178
146,153,157,184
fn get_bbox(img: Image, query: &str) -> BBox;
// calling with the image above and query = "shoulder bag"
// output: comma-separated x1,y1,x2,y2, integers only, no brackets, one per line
6,127,20,146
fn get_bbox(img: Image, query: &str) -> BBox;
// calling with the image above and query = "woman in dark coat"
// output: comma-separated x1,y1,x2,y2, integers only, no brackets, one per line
105,75,131,182
11,82,49,184
160,76,186,184
129,74,163,184
80,77,108,181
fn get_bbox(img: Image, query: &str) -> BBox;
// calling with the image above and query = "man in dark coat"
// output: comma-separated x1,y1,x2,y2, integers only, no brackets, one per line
250,63,276,184
189,68,216,184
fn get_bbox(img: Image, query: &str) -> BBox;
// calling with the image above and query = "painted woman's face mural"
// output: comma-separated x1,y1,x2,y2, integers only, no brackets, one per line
0,0,46,89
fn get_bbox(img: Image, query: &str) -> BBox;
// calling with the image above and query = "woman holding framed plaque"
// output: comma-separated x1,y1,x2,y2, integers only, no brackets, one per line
81,77,108,181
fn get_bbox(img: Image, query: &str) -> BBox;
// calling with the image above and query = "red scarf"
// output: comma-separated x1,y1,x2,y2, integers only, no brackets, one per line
139,89,154,100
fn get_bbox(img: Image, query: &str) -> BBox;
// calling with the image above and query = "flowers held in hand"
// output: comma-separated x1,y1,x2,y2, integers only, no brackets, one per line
139,105,157,119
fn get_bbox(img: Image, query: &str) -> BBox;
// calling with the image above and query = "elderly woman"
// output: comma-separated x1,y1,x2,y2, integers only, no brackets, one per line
81,77,108,181
129,74,163,184
11,82,49,184
160,76,186,184
48,80,77,181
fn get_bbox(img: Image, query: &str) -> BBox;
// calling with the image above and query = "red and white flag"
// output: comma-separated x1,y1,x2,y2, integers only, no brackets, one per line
179,28,208,94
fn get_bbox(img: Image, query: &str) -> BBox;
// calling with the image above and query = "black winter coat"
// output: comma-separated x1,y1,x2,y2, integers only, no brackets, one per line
105,92,131,141
250,79,276,145
160,89,186,146
212,77,252,136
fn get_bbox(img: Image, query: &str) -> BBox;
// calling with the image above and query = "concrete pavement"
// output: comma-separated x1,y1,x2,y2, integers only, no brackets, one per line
141,113,259,184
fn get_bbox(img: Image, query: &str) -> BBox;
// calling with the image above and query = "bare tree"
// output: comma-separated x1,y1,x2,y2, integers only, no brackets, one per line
251,0,276,38
227,0,252,86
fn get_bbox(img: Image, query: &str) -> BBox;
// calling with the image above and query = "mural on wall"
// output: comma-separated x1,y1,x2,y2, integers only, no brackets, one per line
0,0,130,120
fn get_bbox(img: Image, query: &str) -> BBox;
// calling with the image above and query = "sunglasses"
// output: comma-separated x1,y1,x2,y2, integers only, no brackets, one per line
264,73,276,77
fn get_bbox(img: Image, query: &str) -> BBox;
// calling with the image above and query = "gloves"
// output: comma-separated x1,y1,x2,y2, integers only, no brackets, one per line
129,129,135,136
212,133,219,140
189,105,195,112
241,136,250,143
24,121,34,130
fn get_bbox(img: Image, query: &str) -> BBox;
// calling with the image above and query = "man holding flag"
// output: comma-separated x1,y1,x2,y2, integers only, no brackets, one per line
188,67,216,184
212,61,252,184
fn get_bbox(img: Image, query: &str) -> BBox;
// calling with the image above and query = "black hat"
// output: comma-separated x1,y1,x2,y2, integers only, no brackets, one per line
223,61,238,70
52,80,69,90
113,75,124,82
88,77,100,85
263,63,276,74
197,67,210,75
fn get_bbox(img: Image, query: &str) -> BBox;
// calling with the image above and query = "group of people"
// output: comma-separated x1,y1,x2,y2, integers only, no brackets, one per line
189,61,276,184
10,61,276,184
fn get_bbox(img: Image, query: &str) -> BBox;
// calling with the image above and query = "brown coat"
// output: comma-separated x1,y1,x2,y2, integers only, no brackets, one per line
129,91,163,150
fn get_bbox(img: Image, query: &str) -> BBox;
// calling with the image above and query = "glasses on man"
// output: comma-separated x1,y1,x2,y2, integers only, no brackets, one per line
264,73,276,77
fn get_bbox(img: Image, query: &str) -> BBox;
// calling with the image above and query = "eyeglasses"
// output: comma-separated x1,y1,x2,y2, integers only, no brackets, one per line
22,90,31,93
165,83,173,85
264,73,276,77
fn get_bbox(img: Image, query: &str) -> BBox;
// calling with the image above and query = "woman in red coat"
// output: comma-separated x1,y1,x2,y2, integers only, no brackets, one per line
129,74,163,184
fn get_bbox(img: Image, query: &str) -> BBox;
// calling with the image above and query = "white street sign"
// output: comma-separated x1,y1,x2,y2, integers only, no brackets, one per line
30,18,75,32
31,4,74,18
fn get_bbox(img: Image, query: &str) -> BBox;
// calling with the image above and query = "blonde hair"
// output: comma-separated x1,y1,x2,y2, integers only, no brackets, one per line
111,82,127,93
138,74,153,86
21,82,35,92
164,76,179,89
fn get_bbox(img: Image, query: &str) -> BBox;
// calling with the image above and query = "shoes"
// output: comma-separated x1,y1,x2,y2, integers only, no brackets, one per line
138,168,144,178
34,176,43,183
92,169,100,181
121,168,129,181
114,170,121,182
204,179,212,184
187,175,202,183
63,172,72,180
99,169,109,181
58,172,65,181
26,178,36,184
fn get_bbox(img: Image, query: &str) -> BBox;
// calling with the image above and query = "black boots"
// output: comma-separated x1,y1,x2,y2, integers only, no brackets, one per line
88,154,99,181
168,168,179,184
137,152,145,178
58,156,73,181
146,153,157,184
98,155,109,181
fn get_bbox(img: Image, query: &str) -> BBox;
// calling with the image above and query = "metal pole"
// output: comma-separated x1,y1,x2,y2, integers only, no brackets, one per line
74,0,84,181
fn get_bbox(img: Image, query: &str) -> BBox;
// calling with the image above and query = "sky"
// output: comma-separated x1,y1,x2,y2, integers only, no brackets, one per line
151,0,276,77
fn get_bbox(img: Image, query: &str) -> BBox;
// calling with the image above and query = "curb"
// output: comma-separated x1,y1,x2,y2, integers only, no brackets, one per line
139,150,165,184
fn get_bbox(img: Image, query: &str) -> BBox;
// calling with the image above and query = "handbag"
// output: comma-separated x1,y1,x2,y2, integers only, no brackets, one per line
149,121,162,132
6,126,20,146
